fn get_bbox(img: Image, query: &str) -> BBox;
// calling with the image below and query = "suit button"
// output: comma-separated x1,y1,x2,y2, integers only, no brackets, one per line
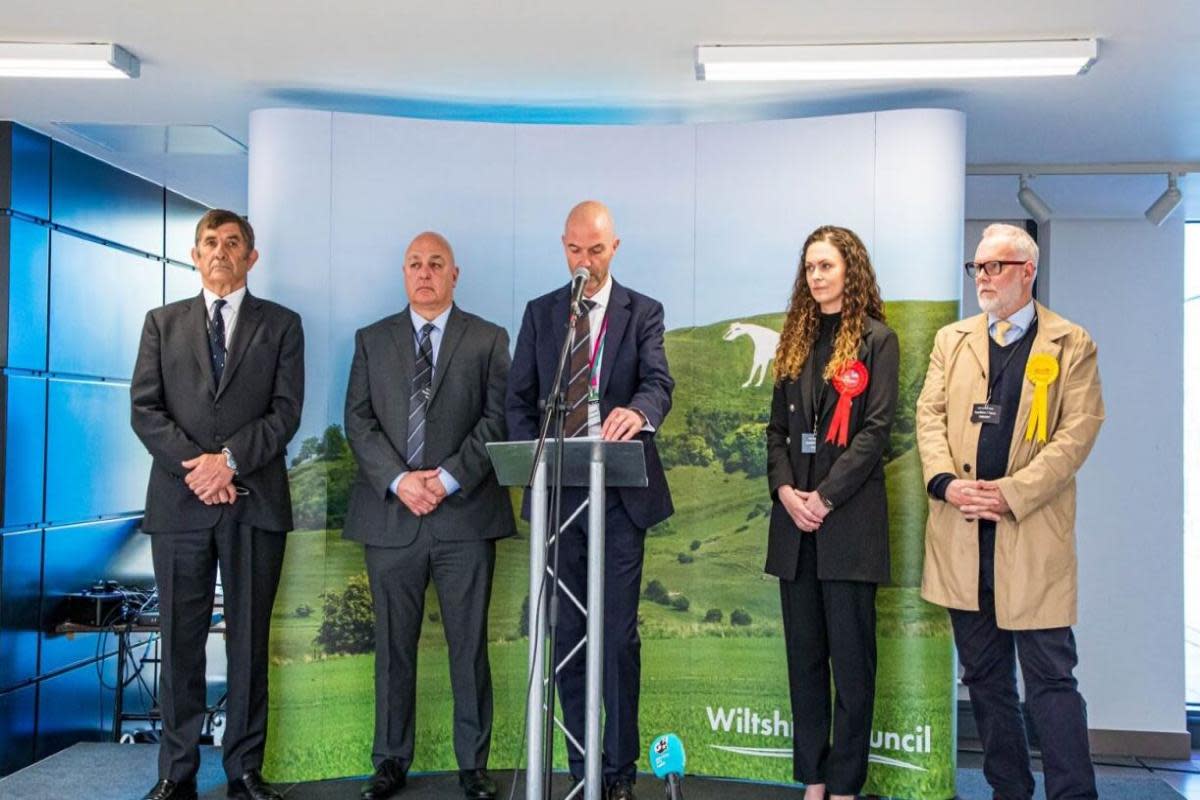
786,436,791,445
789,403,796,413
963,463,972,473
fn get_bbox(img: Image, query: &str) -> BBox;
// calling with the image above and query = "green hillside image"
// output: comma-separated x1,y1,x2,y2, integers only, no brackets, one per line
263,300,959,799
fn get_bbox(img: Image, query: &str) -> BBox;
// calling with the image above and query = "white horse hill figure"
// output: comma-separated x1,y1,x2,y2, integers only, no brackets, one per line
722,322,780,388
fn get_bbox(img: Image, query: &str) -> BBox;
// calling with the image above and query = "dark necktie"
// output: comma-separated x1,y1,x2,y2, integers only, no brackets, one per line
209,298,227,387
565,300,596,437
407,322,436,467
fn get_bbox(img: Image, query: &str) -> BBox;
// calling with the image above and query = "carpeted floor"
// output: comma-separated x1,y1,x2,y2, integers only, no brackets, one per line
0,742,1184,799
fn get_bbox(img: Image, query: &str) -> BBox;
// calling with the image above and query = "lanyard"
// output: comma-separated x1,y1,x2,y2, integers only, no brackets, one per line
587,312,609,398
985,317,1038,403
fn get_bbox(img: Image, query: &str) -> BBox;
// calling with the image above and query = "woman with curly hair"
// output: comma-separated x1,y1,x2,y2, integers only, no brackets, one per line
765,225,900,800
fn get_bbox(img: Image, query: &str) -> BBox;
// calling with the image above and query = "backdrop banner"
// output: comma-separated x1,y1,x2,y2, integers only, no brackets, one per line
249,107,965,799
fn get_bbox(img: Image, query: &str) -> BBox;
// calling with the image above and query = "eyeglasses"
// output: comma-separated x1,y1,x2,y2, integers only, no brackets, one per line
964,260,1027,278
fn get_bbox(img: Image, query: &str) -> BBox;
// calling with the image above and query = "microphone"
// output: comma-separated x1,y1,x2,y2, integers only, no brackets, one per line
648,733,685,800
569,267,590,315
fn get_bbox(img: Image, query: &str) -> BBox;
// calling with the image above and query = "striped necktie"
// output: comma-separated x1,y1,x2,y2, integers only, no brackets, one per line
992,319,1013,347
209,298,227,387
565,300,596,437
407,322,436,467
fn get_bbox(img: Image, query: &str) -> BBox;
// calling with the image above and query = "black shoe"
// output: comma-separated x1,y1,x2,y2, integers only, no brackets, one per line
607,778,636,800
361,758,408,799
227,769,283,800
459,768,497,799
142,779,198,800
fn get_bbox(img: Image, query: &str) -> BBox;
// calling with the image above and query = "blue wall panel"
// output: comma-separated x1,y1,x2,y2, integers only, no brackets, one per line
48,231,163,379
2,124,51,220
3,375,46,529
3,218,50,371
166,190,207,264
50,142,163,256
45,380,149,524
165,262,199,304
34,660,109,759
0,529,42,690
39,517,148,674
0,684,36,776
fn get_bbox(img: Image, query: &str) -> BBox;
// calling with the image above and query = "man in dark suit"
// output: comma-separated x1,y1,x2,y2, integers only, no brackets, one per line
131,210,305,800
506,201,674,800
343,231,514,800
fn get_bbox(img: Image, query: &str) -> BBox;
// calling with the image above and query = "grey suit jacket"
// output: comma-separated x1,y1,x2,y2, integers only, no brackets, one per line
342,304,516,547
131,291,305,533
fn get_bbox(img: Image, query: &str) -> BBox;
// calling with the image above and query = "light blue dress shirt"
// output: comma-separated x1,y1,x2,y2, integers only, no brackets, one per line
391,305,460,498
987,299,1037,345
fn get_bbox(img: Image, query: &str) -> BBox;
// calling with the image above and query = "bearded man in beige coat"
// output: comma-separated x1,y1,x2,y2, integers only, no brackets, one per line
917,223,1104,800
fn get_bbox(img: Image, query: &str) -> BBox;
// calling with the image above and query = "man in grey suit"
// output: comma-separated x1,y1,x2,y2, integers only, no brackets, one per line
343,231,514,800
131,210,305,800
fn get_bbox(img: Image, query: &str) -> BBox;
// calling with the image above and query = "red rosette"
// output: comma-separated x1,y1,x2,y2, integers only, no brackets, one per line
824,360,869,447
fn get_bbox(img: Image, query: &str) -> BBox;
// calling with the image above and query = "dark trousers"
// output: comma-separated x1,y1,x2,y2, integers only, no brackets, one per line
149,519,286,783
950,587,1097,800
554,497,645,785
779,532,877,795
364,532,496,771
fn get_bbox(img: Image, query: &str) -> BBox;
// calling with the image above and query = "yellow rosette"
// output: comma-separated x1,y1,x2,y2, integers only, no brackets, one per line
1024,353,1059,443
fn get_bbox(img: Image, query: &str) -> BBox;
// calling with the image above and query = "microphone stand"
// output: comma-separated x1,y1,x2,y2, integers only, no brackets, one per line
528,290,583,800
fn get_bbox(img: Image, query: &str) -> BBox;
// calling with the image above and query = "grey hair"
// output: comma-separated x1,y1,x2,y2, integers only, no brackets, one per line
980,223,1039,273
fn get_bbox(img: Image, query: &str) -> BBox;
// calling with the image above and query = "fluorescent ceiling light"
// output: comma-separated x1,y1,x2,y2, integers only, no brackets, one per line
0,43,140,79
696,39,1096,81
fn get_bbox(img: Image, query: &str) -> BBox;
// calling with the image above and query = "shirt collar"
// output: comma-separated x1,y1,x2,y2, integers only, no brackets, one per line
203,285,247,315
410,304,452,334
586,275,614,311
989,298,1036,334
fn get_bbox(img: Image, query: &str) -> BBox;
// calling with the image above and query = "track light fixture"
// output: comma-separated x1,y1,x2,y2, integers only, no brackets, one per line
1144,173,1182,226
1017,176,1053,225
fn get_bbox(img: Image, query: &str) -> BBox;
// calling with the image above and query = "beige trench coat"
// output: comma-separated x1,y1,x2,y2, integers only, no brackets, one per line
917,302,1104,629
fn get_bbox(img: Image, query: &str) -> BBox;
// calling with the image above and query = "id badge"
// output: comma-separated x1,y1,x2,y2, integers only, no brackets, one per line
800,433,818,454
971,403,1002,425
587,387,600,403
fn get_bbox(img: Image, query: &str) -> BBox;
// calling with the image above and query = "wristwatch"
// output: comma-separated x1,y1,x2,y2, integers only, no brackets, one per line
221,447,239,475
819,493,835,511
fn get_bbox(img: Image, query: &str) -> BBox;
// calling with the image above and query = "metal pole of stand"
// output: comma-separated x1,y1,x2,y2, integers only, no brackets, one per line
526,456,549,800
583,443,606,800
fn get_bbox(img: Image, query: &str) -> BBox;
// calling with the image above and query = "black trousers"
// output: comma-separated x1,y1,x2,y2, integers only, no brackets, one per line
553,497,645,785
364,533,496,772
149,519,286,783
950,587,1097,800
779,532,877,795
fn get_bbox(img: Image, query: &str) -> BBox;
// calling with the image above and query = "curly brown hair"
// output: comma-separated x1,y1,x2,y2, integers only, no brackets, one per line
773,225,885,383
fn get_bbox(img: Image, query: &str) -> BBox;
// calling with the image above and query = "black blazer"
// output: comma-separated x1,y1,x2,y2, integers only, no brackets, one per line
505,279,674,530
131,291,305,533
765,316,898,583
342,304,516,547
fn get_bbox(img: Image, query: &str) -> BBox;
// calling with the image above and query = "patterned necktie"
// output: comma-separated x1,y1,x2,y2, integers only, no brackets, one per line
564,300,596,437
992,319,1013,347
209,298,227,387
407,322,436,467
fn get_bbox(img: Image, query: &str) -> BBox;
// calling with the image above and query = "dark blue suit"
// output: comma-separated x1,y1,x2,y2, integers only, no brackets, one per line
506,278,673,783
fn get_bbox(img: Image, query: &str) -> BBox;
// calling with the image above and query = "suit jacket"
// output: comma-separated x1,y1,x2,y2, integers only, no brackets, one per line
765,317,899,584
505,279,674,531
131,291,305,533
342,304,516,547
917,302,1104,629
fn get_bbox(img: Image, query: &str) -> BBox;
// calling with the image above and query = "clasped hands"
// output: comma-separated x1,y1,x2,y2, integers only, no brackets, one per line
181,453,236,506
945,479,1011,522
395,470,449,516
779,486,830,533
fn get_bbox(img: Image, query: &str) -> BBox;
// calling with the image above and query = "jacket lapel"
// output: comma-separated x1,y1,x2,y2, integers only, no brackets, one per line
390,309,416,425
599,281,631,399
215,292,261,399
189,293,215,393
428,305,465,404
1006,302,1068,468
